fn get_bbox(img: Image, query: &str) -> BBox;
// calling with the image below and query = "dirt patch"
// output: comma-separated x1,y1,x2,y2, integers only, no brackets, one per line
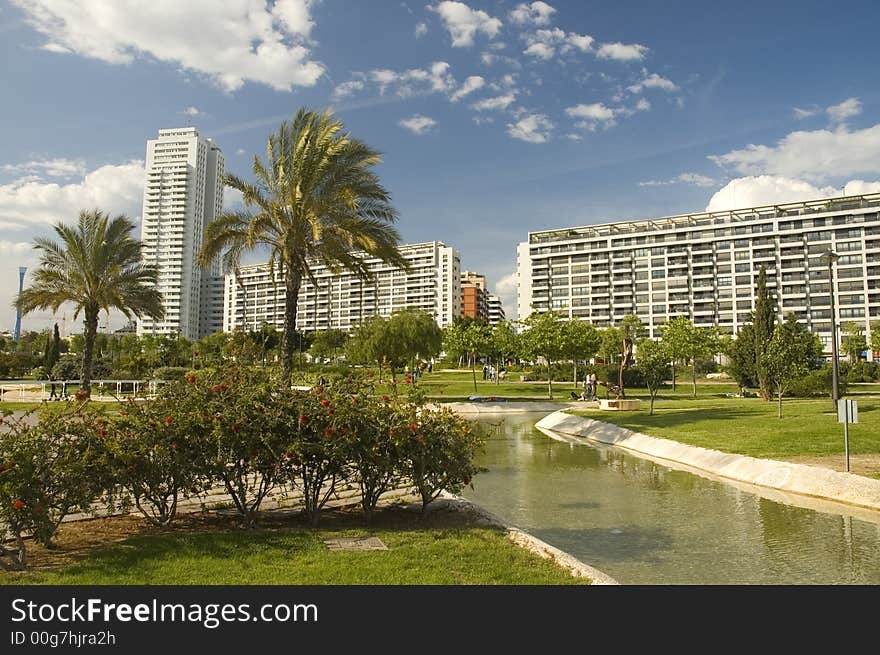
776,453,880,480
3,499,492,574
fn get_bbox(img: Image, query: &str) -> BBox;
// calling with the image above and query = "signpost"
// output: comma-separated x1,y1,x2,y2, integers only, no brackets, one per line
837,399,858,473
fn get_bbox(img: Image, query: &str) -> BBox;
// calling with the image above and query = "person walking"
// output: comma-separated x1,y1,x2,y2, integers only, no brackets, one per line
590,372,598,400
48,380,58,400
61,378,68,400
482,364,488,380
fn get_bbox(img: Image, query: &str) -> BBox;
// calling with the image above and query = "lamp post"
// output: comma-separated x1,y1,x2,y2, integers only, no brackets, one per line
821,249,840,410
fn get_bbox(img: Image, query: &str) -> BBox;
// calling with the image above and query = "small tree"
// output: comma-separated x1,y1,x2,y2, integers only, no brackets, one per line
309,329,349,364
765,314,823,418
492,320,520,385
443,319,492,394
636,339,670,415
753,265,776,401
841,322,867,363
561,319,600,388
615,315,645,398
725,324,758,390
660,316,693,392
871,320,880,354
520,311,566,399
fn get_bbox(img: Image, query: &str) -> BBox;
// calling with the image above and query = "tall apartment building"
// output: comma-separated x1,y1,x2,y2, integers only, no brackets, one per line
138,127,225,340
460,270,489,321
517,193,880,354
487,293,506,324
223,241,461,333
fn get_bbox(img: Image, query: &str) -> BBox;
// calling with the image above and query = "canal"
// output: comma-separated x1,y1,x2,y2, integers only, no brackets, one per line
460,412,880,584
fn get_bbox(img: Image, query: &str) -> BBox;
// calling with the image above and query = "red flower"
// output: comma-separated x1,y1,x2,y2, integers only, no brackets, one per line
12,500,25,510
388,428,395,436
409,422,418,432
193,351,199,357
298,415,307,424
127,466,135,474
170,443,177,450
382,395,389,401
320,399,330,407
323,428,334,437
165,416,173,425
187,374,197,383
99,429,107,438
417,435,424,445
232,424,239,432
211,385,222,392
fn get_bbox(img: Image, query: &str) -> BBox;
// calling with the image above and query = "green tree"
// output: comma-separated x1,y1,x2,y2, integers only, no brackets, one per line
520,311,566,399
43,323,61,375
443,319,492,393
841,322,867,363
871,320,880,354
614,315,646,398
388,308,443,375
491,321,520,385
725,324,758,390
561,319,600,388
765,314,823,417
199,108,407,384
753,265,776,401
15,210,164,395
309,329,349,364
660,316,694,392
636,339,671,415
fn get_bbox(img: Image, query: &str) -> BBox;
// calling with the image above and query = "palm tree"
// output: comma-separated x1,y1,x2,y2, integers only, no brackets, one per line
15,210,164,396
199,108,407,382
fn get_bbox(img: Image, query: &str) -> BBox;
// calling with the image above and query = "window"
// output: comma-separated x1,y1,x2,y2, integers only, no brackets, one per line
652,269,665,279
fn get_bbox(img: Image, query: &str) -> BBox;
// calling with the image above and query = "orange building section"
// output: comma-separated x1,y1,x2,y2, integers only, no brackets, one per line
461,285,486,319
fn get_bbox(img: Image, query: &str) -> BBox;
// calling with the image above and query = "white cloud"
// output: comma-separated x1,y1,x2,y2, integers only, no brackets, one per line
640,172,717,188
333,79,366,98
597,42,648,61
705,176,841,211
428,1,501,47
627,71,678,94
827,97,861,125
709,122,880,183
0,160,145,231
565,102,618,130
415,21,428,37
493,271,517,319
471,93,516,111
524,42,555,60
398,114,437,135
364,61,456,97
565,133,583,141
2,158,86,178
183,106,203,117
509,2,556,26
793,105,820,120
472,116,495,125
522,27,594,60
506,113,553,143
841,179,880,195
236,148,246,156
635,98,651,112
450,75,485,102
12,0,324,92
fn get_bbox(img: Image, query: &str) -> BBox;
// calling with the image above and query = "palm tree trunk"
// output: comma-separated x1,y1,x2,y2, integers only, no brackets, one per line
281,269,302,384
81,305,99,396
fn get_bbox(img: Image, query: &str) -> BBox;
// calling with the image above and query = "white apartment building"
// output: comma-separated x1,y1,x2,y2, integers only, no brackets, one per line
487,293,506,324
517,193,880,353
138,127,225,340
223,241,461,333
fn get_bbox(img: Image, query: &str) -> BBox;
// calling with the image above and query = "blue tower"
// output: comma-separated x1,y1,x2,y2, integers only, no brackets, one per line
13,266,26,341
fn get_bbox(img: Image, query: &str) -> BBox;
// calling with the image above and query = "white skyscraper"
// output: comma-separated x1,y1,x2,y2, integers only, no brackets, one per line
138,127,225,340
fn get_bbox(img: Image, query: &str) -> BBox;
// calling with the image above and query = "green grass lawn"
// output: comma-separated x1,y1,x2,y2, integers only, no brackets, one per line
1,514,586,585
569,394,880,460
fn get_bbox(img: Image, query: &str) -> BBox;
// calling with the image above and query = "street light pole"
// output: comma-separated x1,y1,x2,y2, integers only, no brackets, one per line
822,250,840,410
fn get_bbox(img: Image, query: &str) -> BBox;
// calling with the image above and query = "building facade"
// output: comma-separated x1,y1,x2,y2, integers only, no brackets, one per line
517,193,880,353
223,241,461,333
138,127,225,340
460,270,489,321
487,293,506,324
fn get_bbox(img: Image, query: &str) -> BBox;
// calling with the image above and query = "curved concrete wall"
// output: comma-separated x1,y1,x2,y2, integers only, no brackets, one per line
536,411,880,515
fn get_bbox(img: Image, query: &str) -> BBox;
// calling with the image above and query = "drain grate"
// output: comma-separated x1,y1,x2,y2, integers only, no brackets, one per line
323,536,389,551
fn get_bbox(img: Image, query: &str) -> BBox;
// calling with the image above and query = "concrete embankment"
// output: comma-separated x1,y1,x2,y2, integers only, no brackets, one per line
536,411,880,515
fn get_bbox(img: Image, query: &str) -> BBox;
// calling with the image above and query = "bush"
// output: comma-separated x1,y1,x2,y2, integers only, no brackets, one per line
0,407,111,570
107,398,206,525
151,366,190,381
846,361,879,383
695,358,720,375
788,365,849,398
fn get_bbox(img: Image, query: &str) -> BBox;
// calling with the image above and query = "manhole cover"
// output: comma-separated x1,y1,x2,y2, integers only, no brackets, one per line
323,536,389,551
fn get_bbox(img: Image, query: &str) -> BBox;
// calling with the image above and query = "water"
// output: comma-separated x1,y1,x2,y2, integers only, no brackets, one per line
460,413,880,584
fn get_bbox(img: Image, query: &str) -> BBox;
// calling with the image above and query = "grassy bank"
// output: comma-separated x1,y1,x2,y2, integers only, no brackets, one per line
569,395,880,461
1,507,587,585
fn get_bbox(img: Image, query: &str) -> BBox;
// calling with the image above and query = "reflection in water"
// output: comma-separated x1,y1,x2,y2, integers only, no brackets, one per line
460,413,880,584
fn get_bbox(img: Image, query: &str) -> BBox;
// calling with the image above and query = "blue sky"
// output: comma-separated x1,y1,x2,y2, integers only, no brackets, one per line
2,0,880,333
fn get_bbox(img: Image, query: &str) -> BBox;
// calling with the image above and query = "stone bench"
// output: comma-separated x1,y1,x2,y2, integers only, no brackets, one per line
599,399,641,411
